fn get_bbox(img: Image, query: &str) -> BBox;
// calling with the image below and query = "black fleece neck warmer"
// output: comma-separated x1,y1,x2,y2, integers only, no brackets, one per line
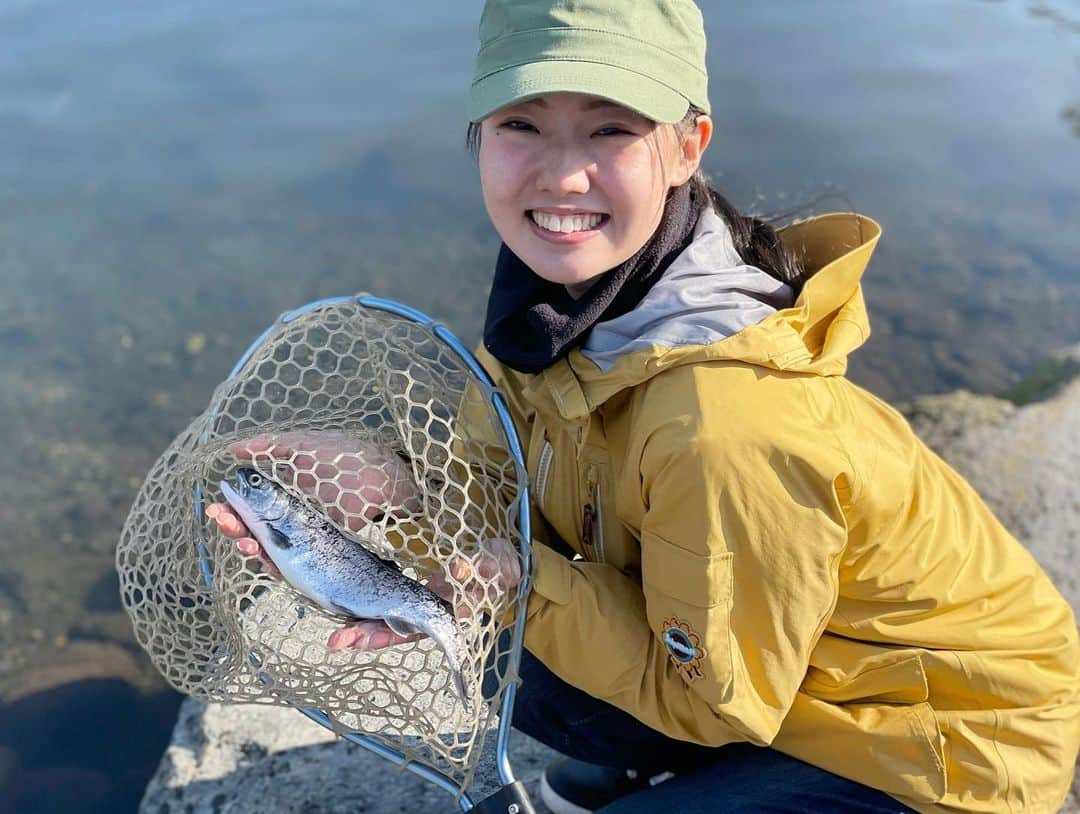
482,181,706,375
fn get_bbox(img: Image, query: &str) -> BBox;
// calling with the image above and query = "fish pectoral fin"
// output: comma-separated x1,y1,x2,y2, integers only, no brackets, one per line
264,524,292,550
329,602,359,620
384,617,422,638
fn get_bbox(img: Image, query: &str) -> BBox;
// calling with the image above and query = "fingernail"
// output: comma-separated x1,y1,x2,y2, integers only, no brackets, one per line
237,539,257,555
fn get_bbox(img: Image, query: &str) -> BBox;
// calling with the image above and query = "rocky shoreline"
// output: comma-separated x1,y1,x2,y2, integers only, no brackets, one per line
140,371,1080,814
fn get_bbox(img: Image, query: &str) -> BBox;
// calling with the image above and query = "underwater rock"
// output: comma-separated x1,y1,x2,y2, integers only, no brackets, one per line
0,678,182,814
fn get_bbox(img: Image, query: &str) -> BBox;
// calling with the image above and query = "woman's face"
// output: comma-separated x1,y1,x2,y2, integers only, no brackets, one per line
478,92,711,296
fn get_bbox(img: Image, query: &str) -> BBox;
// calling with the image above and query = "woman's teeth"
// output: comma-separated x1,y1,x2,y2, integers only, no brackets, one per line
530,211,605,233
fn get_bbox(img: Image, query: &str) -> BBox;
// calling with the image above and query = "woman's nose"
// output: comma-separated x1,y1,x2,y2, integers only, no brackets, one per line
535,149,593,195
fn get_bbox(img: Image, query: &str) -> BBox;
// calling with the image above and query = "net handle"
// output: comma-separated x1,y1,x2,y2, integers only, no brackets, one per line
358,294,534,793
196,293,536,809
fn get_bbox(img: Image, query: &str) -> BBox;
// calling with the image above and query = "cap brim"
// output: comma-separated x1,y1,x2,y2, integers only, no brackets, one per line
468,61,690,124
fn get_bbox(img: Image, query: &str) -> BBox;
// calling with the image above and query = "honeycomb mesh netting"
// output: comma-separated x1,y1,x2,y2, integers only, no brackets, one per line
115,298,527,792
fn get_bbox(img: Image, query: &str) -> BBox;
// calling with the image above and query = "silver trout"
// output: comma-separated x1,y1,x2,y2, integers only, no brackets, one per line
219,466,468,703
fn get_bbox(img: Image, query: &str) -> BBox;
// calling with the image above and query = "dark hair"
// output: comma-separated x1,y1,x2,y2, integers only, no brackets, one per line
464,103,811,293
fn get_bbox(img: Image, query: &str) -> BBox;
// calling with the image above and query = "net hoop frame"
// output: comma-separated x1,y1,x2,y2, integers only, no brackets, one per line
190,293,534,811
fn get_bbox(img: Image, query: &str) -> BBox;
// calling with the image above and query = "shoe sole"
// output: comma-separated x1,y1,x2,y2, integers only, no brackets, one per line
539,772,596,814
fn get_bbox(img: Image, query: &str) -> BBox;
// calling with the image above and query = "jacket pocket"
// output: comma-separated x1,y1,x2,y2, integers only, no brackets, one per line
802,652,929,705
797,651,948,802
641,530,735,705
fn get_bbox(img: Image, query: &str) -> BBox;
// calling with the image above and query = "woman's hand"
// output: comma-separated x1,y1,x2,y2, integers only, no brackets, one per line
206,500,283,579
211,497,521,651
207,430,521,651
323,536,522,652
208,429,421,579
231,430,423,531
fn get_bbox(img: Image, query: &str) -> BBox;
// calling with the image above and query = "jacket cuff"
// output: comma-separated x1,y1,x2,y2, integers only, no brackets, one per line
526,541,573,615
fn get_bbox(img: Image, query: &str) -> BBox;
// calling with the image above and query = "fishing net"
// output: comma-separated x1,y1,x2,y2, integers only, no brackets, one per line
116,296,530,795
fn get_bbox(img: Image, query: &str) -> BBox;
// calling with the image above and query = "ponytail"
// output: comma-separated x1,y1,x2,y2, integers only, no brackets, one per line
678,105,810,293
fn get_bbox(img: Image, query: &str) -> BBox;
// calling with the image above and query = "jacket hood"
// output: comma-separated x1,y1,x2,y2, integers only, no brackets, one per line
524,206,883,418
581,206,799,373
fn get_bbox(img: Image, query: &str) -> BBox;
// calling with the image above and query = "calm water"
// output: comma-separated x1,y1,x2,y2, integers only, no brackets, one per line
0,1,1077,811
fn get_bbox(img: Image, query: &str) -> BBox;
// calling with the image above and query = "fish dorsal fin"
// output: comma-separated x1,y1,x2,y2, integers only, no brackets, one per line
384,617,422,638
264,524,292,550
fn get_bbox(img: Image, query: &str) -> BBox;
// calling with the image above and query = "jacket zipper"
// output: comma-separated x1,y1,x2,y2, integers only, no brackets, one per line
582,465,605,563
593,479,606,563
534,440,554,509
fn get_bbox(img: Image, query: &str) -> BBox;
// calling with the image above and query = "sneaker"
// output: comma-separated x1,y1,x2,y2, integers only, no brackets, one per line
539,756,674,814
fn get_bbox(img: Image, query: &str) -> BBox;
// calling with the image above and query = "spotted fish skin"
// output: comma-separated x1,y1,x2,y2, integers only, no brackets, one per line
219,467,468,703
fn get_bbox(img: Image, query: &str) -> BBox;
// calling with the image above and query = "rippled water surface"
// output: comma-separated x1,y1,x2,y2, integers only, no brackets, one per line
0,1,1077,811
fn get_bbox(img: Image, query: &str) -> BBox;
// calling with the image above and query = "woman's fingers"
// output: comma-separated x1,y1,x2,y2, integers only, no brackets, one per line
234,536,282,579
227,434,422,533
434,539,522,614
451,539,521,591
326,620,424,652
489,537,522,589
206,502,250,539
205,502,281,578
229,435,285,461
424,572,473,620
220,513,248,538
235,536,260,556
425,570,454,602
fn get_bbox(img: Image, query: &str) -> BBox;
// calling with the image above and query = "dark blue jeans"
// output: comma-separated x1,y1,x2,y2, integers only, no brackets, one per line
488,646,917,813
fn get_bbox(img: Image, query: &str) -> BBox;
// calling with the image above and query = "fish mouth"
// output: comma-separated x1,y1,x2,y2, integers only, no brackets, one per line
219,478,241,503
220,473,287,520
218,479,251,522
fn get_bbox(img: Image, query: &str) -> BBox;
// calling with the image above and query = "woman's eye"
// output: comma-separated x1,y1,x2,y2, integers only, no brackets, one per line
501,120,536,132
595,127,631,137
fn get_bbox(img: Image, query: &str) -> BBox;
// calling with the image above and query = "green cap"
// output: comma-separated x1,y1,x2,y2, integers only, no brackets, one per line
468,0,710,124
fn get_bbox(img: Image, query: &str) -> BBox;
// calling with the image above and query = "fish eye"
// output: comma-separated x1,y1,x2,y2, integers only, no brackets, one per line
249,473,262,486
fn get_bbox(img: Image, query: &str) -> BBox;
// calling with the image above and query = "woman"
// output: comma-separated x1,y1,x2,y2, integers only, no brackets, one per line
210,1,1080,811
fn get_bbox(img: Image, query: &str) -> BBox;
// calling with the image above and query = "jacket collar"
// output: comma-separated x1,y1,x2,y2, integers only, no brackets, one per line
523,211,884,421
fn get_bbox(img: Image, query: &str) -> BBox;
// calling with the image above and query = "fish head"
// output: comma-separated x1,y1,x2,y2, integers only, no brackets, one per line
219,467,288,528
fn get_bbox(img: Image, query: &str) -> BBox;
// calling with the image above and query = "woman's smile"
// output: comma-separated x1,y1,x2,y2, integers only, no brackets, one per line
526,209,611,244
478,93,692,290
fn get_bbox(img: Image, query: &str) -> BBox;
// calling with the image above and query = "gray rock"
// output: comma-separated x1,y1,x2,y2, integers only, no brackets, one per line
142,377,1080,813
139,698,558,813
902,380,1080,615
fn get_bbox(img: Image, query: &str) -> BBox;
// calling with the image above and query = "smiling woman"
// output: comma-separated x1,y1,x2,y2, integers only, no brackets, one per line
450,2,1080,814
463,91,810,383
465,99,808,303
475,93,708,291
5,0,1080,811
466,91,812,377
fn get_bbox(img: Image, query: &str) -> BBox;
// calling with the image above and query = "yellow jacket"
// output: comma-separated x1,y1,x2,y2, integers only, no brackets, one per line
473,209,1080,812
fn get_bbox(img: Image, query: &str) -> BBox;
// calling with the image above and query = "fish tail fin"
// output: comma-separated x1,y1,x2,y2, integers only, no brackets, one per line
426,615,471,708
